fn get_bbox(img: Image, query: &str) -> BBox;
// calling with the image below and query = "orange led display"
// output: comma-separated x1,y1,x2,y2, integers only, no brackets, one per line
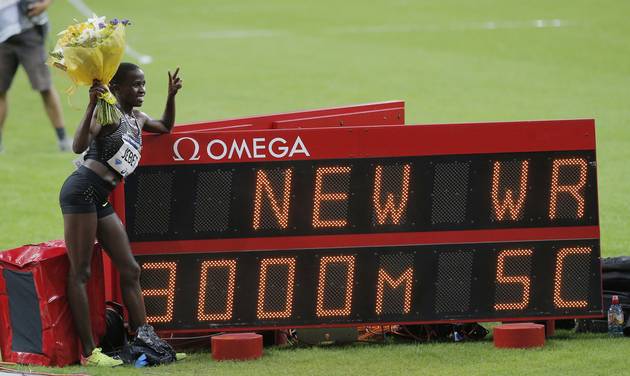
553,247,591,308
130,142,600,330
253,169,293,230
373,164,411,225
491,160,529,221
549,158,588,219
312,166,351,228
375,267,414,314
256,257,297,319
494,249,533,310
141,262,177,323
197,259,237,321
316,255,356,317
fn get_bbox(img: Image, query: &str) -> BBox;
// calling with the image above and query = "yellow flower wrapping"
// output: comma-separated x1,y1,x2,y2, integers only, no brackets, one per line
52,23,126,125
62,24,125,88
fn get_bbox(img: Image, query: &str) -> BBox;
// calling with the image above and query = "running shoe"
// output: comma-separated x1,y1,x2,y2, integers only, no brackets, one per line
80,347,123,367
176,352,187,360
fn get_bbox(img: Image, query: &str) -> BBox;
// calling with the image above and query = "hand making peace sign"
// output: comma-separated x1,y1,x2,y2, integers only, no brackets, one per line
168,68,183,97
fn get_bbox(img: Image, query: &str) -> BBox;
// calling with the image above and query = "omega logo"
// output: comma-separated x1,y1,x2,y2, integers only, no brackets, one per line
173,136,310,161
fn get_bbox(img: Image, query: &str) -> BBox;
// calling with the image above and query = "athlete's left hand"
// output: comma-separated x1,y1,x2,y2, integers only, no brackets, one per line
168,68,182,97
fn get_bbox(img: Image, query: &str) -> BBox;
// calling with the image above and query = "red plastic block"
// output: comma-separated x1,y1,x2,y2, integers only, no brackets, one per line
493,323,545,348
211,333,263,361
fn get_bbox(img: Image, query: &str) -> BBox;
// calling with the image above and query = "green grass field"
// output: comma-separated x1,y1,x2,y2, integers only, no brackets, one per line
1,0,630,374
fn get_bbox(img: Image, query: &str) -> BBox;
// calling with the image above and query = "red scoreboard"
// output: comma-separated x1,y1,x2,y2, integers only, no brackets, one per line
109,103,601,333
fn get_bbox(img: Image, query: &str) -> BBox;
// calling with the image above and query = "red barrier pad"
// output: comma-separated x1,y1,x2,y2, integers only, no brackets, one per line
171,100,404,133
493,323,545,348
211,333,263,361
272,107,404,129
0,240,105,366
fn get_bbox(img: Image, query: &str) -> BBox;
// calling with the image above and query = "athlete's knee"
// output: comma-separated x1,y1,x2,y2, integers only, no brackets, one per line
120,261,141,284
68,266,92,285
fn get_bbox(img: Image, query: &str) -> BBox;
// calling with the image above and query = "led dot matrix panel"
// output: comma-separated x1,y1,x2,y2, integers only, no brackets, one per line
112,113,600,332
136,240,599,330
125,152,597,242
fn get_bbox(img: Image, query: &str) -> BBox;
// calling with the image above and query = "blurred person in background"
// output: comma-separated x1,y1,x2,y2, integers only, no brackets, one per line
0,0,71,153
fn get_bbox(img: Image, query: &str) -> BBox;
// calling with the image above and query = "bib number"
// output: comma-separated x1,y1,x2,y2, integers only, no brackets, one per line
107,136,141,177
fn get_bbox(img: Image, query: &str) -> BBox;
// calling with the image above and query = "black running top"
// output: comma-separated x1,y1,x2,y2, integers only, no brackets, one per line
84,112,143,175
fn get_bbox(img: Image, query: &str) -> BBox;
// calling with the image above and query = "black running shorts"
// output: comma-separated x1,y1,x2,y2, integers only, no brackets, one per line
59,166,116,218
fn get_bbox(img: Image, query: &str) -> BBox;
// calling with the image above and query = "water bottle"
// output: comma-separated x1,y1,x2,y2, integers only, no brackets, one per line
607,295,624,337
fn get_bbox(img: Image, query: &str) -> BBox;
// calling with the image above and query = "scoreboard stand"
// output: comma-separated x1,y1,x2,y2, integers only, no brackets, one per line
105,101,601,339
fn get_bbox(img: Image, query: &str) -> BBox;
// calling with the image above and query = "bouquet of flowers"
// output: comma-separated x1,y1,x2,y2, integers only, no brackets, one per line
48,15,130,126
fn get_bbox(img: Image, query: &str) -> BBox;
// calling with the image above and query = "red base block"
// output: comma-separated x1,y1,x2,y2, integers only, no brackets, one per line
211,333,263,361
493,323,545,349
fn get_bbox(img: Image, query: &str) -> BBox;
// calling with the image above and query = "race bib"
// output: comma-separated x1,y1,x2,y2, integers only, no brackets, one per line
107,135,141,177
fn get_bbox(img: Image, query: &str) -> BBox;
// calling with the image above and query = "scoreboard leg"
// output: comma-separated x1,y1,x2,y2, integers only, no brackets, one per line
544,320,555,337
